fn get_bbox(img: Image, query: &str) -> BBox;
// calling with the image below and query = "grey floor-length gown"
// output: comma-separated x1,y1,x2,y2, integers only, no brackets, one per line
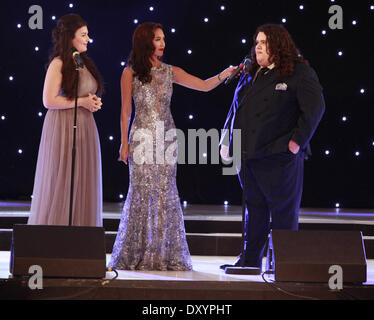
109,63,192,270
28,59,102,227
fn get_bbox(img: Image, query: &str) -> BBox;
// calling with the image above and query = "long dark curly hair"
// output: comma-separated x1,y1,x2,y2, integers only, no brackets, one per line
48,14,104,99
249,24,309,78
127,22,163,84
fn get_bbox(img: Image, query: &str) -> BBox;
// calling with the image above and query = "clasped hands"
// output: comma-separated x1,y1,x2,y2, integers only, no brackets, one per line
81,93,102,112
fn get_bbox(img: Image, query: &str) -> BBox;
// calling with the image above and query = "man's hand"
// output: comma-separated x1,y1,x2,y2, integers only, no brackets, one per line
220,145,232,162
288,140,300,154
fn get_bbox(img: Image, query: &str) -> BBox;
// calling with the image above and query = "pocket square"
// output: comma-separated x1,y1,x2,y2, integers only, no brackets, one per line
275,83,288,91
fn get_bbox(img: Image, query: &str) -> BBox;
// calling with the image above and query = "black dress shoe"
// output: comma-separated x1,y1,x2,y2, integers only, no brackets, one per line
224,266,262,275
220,258,261,271
219,258,243,270
219,263,234,270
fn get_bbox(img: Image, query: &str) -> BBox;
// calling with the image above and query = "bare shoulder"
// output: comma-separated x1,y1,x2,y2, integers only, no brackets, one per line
171,65,187,82
122,66,134,78
50,57,63,67
46,57,63,74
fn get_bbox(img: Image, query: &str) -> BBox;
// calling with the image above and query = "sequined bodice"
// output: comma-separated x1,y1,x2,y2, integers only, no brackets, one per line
131,63,174,130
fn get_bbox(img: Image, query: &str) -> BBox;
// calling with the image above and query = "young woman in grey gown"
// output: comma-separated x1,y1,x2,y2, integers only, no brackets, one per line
109,22,237,270
28,14,104,226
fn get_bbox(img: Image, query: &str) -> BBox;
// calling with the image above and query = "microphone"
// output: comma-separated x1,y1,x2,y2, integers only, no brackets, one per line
72,47,84,68
225,56,252,85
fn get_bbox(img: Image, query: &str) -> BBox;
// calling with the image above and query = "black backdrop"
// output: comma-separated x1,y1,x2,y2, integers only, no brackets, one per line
0,0,373,208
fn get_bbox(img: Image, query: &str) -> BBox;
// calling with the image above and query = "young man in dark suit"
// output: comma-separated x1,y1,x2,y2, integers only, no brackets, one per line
220,24,325,270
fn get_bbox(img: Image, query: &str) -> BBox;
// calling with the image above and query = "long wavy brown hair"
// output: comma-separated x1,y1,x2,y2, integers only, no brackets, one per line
249,24,309,78
48,14,103,99
128,22,163,84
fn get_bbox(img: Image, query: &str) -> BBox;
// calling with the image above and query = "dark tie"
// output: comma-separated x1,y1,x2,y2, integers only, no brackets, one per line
252,67,269,84
257,67,269,78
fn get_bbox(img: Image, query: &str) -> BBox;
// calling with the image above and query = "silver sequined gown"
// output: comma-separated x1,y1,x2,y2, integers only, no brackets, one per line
109,63,192,271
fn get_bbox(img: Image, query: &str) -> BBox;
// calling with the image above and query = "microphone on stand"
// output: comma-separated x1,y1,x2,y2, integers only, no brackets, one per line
72,47,84,68
225,56,252,85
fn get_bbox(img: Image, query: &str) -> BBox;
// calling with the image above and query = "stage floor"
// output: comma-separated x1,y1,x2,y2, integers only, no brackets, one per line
1,253,374,284
1,200,374,224
1,201,374,299
1,252,374,300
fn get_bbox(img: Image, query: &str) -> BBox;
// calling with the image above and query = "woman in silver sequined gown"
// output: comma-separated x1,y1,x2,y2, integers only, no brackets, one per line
109,23,236,270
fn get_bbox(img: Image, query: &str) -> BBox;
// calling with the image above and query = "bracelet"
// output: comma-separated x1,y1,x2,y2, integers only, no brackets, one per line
218,72,223,82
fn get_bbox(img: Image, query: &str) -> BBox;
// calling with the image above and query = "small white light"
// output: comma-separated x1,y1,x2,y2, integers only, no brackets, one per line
38,112,43,117
220,5,226,11
321,30,327,35
69,3,74,8
171,28,176,33
202,153,207,158
338,51,343,56
224,201,228,206
1,116,5,120
121,61,125,66
355,151,360,156
371,5,374,10
241,39,246,44
342,116,347,122
204,17,209,23
282,18,287,23
17,23,22,29
31,195,34,199
187,49,192,54
372,141,374,146
35,46,39,51
119,194,124,199
360,88,365,94
134,19,139,24
325,150,330,155
18,149,23,154
89,39,93,43
188,114,193,120
352,20,357,25
109,136,114,141
149,6,154,11
52,16,56,20
299,5,304,10
9,76,14,81
335,203,340,208
183,201,188,206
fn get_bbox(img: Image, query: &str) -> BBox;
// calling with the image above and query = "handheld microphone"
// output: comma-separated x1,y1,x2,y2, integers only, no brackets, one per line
72,47,84,68
225,56,252,85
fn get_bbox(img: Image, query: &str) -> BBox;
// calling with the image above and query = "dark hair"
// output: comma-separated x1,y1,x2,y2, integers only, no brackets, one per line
250,24,309,78
48,14,104,99
127,22,163,83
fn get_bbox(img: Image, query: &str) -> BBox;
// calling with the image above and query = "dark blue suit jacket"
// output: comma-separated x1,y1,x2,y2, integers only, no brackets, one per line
220,63,326,160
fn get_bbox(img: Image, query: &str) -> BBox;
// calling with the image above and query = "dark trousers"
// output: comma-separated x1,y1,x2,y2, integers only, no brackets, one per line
237,151,305,268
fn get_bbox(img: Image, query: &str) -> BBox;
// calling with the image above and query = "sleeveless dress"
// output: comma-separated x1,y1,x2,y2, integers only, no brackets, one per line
109,63,192,270
28,61,103,227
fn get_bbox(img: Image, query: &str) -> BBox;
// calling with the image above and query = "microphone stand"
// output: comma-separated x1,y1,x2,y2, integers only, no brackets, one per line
224,72,261,276
68,64,81,226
